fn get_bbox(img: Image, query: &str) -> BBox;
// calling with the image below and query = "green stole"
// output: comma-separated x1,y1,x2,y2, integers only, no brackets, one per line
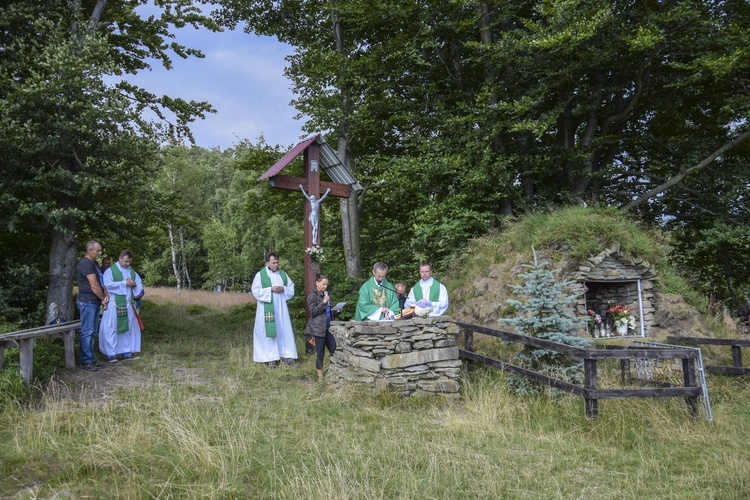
413,279,441,303
259,267,289,338
109,265,135,333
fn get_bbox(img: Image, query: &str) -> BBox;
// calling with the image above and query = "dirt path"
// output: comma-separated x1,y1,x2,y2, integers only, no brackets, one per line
47,360,159,406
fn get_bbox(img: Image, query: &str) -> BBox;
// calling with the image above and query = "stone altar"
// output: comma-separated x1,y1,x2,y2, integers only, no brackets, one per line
326,316,462,397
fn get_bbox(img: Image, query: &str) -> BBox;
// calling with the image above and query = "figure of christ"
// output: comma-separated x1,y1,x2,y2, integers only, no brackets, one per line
299,184,331,245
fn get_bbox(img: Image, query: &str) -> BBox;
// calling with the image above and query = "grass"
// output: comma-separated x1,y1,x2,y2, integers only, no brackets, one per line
2,290,750,498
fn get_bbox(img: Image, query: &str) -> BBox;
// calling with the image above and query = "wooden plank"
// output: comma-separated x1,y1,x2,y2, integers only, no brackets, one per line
706,365,750,375
456,322,696,360
667,336,750,347
270,174,351,198
459,349,585,396
0,320,81,341
19,338,35,386
585,348,696,360
589,387,702,398
456,322,588,357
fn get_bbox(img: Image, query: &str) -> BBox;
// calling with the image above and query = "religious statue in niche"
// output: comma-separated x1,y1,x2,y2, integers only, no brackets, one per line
299,184,331,245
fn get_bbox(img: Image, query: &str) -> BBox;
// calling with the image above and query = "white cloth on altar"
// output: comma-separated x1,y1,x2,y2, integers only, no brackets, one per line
99,263,143,357
405,277,449,316
251,266,297,362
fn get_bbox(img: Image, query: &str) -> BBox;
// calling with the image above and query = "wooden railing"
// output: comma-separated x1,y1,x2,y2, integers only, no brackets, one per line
458,322,701,419
0,320,81,385
667,336,750,375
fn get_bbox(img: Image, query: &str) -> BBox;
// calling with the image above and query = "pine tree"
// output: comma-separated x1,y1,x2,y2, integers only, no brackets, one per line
502,248,590,394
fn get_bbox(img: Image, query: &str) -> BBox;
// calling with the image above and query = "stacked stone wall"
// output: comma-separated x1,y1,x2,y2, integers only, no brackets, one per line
572,244,658,336
327,317,462,397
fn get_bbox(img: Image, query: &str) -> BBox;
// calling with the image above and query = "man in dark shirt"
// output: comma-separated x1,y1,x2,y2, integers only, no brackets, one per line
76,240,109,371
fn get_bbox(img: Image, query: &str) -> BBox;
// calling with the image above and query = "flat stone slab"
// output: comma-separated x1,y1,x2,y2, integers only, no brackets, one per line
380,347,459,369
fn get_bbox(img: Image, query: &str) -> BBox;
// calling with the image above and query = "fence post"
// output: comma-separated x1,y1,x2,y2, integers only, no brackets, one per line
682,356,699,420
19,338,35,386
620,359,631,384
464,329,474,370
584,358,598,418
63,329,76,369
732,345,743,368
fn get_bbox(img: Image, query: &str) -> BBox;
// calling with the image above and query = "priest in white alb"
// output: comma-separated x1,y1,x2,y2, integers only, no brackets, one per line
99,249,143,362
404,263,449,316
251,252,297,366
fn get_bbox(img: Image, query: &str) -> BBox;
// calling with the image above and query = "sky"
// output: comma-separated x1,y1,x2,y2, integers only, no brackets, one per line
122,11,306,151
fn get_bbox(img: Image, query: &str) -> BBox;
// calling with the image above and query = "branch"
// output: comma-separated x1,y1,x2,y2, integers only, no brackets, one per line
88,0,108,33
624,129,750,211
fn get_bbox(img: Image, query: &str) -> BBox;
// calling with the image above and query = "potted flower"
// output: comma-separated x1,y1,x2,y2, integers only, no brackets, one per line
305,245,324,262
608,304,635,336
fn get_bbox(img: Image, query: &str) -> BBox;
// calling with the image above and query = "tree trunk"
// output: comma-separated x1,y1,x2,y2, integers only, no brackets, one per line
179,227,191,289
338,138,361,279
332,10,362,280
477,2,513,216
168,223,183,296
46,214,77,324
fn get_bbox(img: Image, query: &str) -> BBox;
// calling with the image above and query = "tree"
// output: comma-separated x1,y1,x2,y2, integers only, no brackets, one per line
502,249,590,394
0,0,218,324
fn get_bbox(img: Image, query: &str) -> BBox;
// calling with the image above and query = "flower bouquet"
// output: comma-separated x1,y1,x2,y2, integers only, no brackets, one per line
587,309,604,338
305,245,324,261
608,304,636,335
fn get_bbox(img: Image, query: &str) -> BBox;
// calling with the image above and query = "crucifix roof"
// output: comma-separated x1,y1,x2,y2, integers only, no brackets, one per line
258,133,362,191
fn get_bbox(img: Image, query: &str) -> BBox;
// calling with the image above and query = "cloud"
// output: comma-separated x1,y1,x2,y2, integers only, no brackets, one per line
122,24,304,150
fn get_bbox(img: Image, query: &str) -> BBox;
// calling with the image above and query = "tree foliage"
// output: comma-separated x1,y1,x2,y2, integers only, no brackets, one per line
502,249,590,394
214,0,750,311
0,0,218,325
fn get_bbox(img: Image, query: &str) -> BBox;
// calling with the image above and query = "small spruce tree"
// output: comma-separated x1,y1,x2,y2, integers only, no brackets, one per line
502,248,590,394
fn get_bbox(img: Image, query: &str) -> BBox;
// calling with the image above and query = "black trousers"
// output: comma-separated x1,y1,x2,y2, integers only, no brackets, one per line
315,330,337,370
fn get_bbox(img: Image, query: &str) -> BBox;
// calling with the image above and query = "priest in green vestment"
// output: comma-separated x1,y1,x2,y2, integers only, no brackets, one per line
354,262,400,321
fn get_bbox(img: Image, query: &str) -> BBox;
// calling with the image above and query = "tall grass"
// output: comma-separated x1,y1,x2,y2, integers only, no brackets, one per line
2,291,750,497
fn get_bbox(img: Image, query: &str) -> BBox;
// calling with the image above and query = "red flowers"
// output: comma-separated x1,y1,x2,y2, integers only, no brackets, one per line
608,304,631,320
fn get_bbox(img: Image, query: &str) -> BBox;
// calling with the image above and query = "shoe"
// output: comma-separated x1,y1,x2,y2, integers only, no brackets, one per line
282,358,297,367
81,363,98,372
267,361,278,369
108,357,119,363
122,353,140,360
93,361,107,369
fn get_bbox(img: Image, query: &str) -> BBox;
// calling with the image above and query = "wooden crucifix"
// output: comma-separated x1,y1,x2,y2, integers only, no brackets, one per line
258,134,356,321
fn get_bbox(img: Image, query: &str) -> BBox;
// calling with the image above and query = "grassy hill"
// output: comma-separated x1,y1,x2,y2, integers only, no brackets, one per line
2,287,750,497
445,206,738,339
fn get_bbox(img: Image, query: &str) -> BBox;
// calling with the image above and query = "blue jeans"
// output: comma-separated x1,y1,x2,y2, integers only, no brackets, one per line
77,300,100,365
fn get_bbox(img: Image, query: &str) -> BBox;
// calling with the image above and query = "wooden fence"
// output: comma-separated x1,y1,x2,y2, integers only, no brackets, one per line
667,336,750,375
0,320,81,385
457,322,702,419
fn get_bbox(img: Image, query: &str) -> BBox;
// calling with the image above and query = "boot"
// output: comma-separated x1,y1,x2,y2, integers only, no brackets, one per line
317,369,324,381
